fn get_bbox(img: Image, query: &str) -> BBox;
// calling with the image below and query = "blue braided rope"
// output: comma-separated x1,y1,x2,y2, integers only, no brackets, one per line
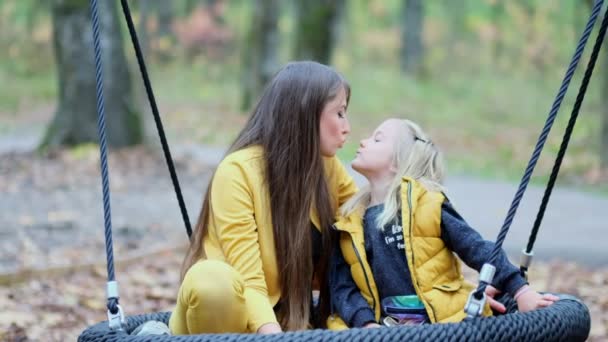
89,0,119,314
475,0,605,298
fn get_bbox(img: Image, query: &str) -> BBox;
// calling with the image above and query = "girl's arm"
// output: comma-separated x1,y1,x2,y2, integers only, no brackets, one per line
440,200,527,296
441,200,559,312
330,243,376,328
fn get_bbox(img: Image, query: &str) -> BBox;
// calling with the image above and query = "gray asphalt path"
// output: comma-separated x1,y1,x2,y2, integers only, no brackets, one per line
347,166,608,266
1,140,606,270
180,145,608,266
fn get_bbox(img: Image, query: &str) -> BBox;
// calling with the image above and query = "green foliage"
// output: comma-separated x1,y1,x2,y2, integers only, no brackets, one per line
0,65,56,112
0,0,606,189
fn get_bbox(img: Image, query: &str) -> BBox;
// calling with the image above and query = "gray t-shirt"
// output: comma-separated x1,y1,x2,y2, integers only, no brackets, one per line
363,204,416,300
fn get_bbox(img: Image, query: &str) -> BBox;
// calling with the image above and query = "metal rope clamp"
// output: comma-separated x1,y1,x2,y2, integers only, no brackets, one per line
106,281,125,330
464,263,496,319
107,304,125,330
520,249,534,269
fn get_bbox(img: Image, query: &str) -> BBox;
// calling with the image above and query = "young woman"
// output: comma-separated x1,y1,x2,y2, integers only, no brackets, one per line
169,61,358,335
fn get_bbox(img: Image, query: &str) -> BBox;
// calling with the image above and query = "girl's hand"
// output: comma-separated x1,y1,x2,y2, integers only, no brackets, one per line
485,285,506,313
515,285,560,312
363,322,382,328
257,322,283,334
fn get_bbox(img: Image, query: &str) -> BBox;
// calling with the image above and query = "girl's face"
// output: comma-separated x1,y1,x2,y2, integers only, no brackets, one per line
352,119,403,180
319,86,350,157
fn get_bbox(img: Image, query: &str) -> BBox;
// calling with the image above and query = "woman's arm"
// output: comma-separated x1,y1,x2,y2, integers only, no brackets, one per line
211,160,280,333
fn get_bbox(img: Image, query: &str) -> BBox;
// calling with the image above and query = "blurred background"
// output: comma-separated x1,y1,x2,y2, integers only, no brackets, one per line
1,0,607,340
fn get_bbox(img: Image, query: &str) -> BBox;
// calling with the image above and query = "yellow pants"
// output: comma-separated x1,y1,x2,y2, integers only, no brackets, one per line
169,260,250,334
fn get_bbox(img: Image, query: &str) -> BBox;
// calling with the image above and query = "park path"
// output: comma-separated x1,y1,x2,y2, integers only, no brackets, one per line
179,144,608,266
1,139,606,277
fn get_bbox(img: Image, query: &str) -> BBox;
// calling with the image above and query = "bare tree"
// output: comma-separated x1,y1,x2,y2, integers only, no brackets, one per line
447,0,469,53
491,0,505,60
241,0,280,111
401,0,424,75
581,0,608,171
42,0,142,148
602,36,608,171
137,0,150,57
293,0,344,64
152,0,174,41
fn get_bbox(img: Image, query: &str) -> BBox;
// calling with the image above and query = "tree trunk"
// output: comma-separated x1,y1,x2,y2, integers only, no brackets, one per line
492,0,505,60
401,0,424,75
602,39,608,170
293,0,343,64
138,0,150,57
447,0,468,50
240,0,280,111
42,0,142,148
519,0,536,19
581,0,608,170
185,0,205,15
153,0,174,40
444,0,471,67
150,0,174,61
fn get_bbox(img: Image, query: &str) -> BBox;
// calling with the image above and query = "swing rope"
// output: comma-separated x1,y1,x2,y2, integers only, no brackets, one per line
119,0,192,239
466,0,606,316
521,4,608,277
89,0,195,330
89,0,124,330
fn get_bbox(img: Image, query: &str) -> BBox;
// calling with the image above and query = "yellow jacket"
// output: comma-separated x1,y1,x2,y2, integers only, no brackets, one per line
203,145,358,332
327,177,491,329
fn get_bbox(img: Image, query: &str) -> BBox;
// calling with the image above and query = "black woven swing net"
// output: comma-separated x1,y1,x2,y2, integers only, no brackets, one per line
78,294,590,342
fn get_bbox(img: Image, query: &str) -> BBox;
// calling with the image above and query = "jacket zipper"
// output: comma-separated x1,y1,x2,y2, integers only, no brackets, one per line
332,224,378,319
350,239,378,318
406,182,437,322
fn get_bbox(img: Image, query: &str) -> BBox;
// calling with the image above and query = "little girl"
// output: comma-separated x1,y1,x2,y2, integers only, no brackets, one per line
327,118,558,329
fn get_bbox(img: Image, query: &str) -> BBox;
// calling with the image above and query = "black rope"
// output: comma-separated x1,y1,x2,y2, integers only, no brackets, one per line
89,0,119,315
473,0,605,299
119,0,193,239
522,4,608,275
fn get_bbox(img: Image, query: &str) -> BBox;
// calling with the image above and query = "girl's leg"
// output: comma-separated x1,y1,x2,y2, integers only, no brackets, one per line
169,260,248,334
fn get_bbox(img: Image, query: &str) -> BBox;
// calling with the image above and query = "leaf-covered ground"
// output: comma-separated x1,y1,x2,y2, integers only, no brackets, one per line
1,148,606,341
2,251,607,341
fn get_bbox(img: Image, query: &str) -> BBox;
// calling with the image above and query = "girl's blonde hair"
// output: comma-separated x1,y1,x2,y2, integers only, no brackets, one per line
341,119,445,229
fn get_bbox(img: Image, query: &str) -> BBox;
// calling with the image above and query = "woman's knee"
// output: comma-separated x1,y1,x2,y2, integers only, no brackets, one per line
180,260,245,306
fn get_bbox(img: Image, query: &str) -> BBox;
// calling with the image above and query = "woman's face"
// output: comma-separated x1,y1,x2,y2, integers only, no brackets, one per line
319,86,350,157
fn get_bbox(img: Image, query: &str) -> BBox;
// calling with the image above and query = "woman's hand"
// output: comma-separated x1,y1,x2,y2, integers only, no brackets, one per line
257,322,283,334
515,286,559,312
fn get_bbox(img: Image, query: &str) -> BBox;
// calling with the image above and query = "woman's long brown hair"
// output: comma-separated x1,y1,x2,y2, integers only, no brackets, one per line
181,61,350,331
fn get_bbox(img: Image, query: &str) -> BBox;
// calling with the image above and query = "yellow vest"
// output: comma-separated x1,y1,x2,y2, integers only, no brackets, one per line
202,145,358,332
327,177,491,330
